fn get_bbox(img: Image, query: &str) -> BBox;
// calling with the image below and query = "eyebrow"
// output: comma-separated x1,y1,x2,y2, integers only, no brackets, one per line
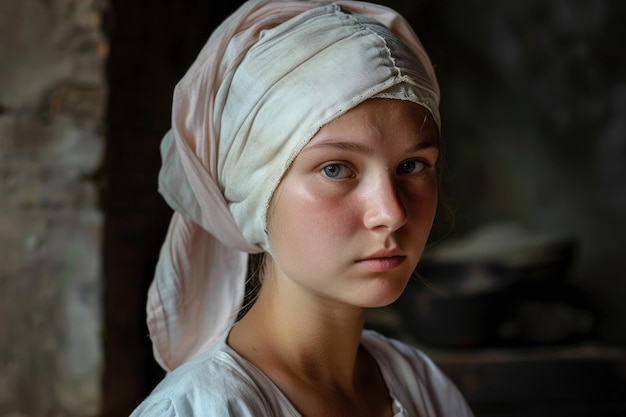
301,137,440,155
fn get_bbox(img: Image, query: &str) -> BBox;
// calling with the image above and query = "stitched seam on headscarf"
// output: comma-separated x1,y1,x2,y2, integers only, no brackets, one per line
342,9,402,79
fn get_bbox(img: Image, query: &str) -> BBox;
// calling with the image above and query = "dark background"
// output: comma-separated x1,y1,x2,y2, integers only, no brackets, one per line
100,1,626,416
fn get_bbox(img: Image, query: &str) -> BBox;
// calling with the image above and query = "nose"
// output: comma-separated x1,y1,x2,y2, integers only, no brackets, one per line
362,173,407,232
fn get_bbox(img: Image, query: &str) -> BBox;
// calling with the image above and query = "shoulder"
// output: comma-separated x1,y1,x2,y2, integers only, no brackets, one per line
129,344,275,417
362,330,474,417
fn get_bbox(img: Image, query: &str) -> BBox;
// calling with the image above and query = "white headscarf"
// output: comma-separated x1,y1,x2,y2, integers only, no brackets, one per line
148,0,440,371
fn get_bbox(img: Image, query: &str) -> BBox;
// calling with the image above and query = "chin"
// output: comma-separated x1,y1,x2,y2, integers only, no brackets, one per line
357,276,410,309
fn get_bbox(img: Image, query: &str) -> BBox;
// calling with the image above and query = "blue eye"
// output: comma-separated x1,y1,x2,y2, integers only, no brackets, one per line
321,163,352,179
398,160,425,175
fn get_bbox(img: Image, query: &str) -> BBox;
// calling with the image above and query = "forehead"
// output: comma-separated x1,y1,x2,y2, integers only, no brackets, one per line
309,98,439,147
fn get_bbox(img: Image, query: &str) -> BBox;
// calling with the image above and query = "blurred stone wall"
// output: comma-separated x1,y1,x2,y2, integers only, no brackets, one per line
0,0,107,416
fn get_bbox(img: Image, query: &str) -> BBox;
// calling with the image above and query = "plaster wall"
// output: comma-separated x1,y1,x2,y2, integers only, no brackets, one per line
0,0,107,415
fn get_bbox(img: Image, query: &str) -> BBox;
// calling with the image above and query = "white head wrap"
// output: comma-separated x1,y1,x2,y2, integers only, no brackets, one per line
148,0,440,371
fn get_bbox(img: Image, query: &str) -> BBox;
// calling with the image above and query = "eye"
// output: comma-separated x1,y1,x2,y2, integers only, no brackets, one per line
397,160,427,175
321,163,353,179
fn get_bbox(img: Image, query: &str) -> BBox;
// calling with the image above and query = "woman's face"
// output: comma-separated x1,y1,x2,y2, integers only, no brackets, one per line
266,98,440,309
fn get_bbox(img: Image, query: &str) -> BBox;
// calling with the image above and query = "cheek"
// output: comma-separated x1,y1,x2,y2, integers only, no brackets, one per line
404,181,439,231
268,183,357,257
420,185,439,220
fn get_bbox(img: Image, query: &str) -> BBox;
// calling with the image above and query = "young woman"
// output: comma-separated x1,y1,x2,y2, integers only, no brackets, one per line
131,1,474,416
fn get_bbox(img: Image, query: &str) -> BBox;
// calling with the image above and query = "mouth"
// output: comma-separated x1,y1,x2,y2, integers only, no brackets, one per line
356,250,407,271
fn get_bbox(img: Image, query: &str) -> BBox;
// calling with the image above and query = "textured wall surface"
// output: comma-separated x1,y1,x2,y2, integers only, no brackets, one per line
0,0,107,415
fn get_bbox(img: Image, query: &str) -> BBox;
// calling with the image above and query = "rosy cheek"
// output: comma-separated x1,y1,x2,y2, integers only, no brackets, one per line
290,185,357,239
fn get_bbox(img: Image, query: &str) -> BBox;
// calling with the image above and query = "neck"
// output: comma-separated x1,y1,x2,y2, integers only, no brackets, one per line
229,270,367,388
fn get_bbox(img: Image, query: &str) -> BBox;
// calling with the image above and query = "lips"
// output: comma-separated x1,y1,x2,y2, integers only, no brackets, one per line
356,249,407,271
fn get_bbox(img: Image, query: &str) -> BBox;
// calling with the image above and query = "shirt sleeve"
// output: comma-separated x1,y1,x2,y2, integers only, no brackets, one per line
129,390,275,417
127,356,278,417
130,398,177,417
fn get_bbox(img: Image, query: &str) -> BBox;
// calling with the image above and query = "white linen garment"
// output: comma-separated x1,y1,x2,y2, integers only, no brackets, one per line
130,330,474,417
